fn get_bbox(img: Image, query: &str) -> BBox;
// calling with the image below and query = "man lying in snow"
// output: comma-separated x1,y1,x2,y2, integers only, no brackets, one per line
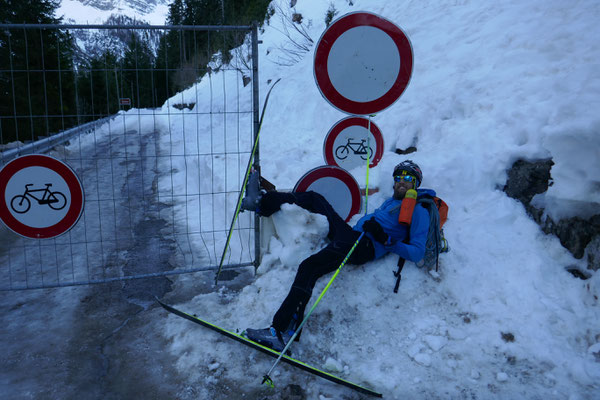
240,160,431,352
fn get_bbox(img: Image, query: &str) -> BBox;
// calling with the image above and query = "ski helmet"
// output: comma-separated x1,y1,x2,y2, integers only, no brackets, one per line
393,160,423,188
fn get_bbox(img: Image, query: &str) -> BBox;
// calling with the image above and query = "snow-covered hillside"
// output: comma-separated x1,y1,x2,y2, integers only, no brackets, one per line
58,0,170,25
68,0,600,398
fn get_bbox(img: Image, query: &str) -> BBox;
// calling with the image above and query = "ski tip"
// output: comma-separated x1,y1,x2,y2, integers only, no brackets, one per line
262,375,274,388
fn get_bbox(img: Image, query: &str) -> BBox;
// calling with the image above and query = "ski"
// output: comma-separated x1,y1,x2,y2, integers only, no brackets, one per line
215,78,282,284
157,299,382,398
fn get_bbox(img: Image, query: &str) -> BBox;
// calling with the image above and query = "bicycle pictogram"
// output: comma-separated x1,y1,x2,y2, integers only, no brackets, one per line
335,138,374,160
10,183,67,214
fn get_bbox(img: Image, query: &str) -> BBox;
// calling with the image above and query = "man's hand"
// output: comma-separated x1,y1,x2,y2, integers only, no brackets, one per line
363,217,389,245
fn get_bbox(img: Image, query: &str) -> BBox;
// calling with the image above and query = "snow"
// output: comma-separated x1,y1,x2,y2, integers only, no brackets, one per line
147,0,600,397
58,0,170,25
5,0,600,398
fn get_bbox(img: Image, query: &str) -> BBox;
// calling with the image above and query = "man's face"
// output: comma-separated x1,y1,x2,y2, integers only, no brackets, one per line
393,175,415,200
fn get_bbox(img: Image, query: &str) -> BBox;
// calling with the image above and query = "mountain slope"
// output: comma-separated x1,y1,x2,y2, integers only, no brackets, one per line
58,0,170,25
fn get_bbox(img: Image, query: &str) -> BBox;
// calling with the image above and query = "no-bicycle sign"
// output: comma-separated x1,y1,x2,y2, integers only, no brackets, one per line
0,155,84,239
323,116,384,170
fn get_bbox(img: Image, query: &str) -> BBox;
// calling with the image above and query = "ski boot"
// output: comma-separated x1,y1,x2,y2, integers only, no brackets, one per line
240,170,263,212
245,326,293,353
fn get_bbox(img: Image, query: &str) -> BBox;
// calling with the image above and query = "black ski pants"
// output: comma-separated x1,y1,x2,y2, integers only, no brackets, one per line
258,191,375,334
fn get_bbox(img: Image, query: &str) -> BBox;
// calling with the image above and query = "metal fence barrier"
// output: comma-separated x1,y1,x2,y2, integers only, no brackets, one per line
0,23,261,290
1,115,115,164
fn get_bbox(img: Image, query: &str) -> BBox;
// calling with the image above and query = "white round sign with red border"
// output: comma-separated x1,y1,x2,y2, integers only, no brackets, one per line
314,12,413,115
323,116,384,170
0,154,84,239
293,165,361,222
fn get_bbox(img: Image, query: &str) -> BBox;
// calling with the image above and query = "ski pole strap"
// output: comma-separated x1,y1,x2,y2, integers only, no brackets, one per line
393,257,406,293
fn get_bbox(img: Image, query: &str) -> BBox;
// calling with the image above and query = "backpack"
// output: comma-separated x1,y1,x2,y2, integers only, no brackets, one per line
393,191,449,293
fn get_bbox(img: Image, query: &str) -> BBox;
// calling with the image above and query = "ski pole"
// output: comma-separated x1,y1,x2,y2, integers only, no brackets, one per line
364,114,375,213
262,232,365,388
263,114,375,386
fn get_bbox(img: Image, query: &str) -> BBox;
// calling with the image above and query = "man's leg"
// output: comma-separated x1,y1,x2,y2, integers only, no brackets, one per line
271,245,344,334
256,191,296,216
271,233,374,333
246,234,374,351
246,190,373,350
259,191,350,241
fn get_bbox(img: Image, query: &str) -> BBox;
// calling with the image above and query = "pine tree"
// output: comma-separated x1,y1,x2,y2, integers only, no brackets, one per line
122,32,155,108
0,0,76,145
152,0,273,108
168,0,185,25
76,50,121,121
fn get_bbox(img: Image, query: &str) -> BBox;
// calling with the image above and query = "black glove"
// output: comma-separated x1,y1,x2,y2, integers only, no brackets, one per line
363,217,388,245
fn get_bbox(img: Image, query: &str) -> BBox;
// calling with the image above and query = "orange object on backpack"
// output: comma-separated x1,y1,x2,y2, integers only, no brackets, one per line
398,191,448,229
435,197,449,228
398,189,417,225
393,190,450,292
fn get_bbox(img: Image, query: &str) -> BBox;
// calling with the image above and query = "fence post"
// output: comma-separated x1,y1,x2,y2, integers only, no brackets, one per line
251,22,261,270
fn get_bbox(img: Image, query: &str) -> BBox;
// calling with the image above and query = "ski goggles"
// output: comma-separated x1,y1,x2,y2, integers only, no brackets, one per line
394,175,416,183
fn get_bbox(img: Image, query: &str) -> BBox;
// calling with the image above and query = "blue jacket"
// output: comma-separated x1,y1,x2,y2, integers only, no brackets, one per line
353,189,434,262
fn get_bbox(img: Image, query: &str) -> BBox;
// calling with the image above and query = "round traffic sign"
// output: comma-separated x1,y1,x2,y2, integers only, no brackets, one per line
0,154,84,239
323,116,384,170
314,12,413,115
293,165,361,222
